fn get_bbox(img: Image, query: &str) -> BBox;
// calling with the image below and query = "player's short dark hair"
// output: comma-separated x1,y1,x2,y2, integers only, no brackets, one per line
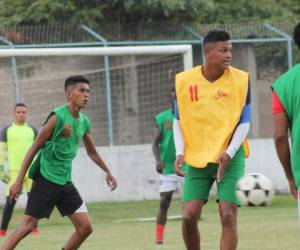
14,102,26,111
203,30,230,47
293,22,300,49
64,75,90,91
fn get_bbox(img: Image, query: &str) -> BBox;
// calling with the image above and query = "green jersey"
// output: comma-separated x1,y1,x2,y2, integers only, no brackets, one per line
29,104,91,185
155,109,176,174
0,123,37,171
272,63,300,188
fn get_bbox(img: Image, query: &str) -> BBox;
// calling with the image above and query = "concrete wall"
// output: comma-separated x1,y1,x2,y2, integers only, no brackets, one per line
2,138,290,208
70,139,289,203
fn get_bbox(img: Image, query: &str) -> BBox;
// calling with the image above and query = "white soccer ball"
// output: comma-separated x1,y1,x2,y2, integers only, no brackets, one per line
236,173,275,206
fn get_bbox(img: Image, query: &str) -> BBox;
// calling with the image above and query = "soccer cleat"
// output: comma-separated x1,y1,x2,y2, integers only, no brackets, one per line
156,240,163,245
31,228,39,236
0,229,6,237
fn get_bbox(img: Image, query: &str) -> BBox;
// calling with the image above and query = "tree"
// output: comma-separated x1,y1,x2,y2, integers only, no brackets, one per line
0,0,207,26
0,0,299,26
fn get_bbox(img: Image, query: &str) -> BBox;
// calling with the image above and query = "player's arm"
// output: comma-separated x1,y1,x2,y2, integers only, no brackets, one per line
152,124,164,174
225,108,250,159
0,142,6,166
0,127,9,184
272,91,296,198
173,99,185,177
83,132,117,191
226,80,251,159
9,115,56,201
217,81,251,182
0,127,7,166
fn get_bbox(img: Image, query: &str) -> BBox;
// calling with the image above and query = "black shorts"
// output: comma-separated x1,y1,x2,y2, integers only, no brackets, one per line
25,172,83,219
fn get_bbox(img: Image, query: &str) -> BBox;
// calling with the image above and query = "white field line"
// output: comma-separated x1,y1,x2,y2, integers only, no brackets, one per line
114,215,182,223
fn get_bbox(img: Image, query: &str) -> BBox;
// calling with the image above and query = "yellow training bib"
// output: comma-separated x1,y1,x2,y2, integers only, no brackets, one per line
176,66,249,168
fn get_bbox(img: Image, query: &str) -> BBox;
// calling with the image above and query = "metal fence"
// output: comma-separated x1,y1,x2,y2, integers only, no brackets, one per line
0,21,298,145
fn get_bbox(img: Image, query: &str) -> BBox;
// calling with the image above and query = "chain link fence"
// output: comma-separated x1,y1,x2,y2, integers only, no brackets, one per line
0,21,298,144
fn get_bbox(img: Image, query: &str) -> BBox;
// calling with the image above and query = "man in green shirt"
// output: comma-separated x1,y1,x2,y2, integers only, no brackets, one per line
1,75,117,250
0,103,38,236
152,89,185,245
272,22,300,201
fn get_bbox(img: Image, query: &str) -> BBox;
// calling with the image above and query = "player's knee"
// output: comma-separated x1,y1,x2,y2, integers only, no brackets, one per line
18,216,38,236
182,209,198,224
78,223,93,237
220,211,236,228
19,223,35,236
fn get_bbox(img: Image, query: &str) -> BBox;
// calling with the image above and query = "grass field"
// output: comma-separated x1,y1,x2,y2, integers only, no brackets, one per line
0,195,299,250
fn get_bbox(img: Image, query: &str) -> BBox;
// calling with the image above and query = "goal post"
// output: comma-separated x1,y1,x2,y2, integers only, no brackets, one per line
0,45,193,70
0,44,193,145
0,45,193,202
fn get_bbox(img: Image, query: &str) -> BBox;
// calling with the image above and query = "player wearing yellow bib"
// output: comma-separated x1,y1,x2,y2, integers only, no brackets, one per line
0,103,38,237
174,30,250,250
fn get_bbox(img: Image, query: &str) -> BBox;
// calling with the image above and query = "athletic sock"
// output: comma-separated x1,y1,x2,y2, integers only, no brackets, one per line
0,229,6,236
156,224,165,243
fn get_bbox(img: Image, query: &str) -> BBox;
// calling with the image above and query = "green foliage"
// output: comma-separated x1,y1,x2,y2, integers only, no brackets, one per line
199,0,297,23
0,0,102,26
1,0,299,26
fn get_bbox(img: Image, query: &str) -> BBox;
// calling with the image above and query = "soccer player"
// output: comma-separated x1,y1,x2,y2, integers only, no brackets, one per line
272,22,300,202
0,103,38,237
152,89,185,245
173,30,250,250
1,75,117,250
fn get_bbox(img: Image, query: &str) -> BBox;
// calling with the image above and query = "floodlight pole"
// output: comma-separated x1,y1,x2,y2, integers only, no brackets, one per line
263,23,293,69
81,25,114,146
0,37,21,103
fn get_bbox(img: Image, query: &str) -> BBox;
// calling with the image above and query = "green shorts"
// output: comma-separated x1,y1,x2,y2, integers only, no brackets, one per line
182,147,245,206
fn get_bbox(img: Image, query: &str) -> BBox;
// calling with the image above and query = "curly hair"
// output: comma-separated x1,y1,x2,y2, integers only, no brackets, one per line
293,22,300,49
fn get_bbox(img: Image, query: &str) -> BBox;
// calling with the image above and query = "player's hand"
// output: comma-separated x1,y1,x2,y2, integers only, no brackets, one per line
9,181,23,203
175,154,185,177
106,173,117,191
216,152,231,183
288,178,297,199
156,161,164,174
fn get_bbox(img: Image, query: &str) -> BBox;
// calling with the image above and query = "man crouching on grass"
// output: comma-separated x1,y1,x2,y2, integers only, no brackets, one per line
1,75,117,250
